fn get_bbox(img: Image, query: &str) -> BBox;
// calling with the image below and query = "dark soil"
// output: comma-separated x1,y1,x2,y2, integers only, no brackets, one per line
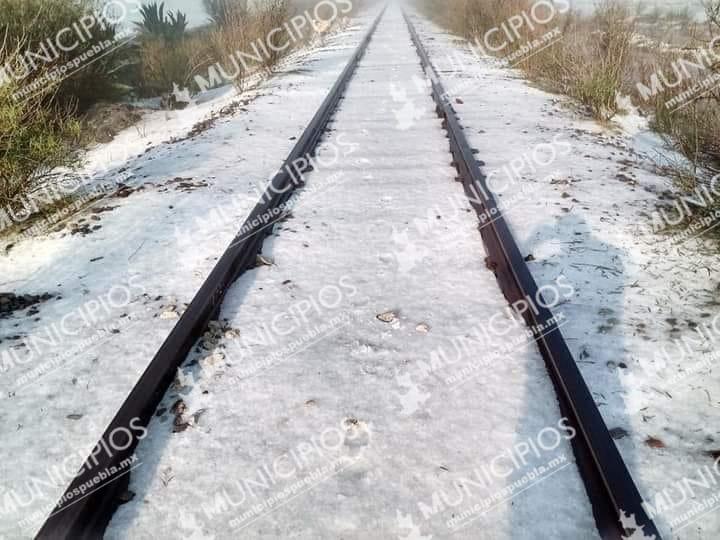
82,103,146,144
0,292,54,319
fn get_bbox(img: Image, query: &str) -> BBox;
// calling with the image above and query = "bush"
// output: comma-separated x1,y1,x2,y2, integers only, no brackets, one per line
132,2,215,99
520,1,635,120
423,0,635,121
255,0,291,70
203,0,247,27
0,0,132,112
0,47,81,206
643,1,720,176
136,33,210,97
206,0,291,92
654,100,720,168
208,0,251,92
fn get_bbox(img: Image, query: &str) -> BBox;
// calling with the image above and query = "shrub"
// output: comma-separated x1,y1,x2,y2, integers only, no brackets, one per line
0,0,131,112
203,0,247,27
646,1,720,174
520,1,635,120
206,0,290,92
423,0,635,121
254,0,291,70
136,34,209,97
654,99,720,168
133,3,214,99
207,0,251,92
0,45,81,207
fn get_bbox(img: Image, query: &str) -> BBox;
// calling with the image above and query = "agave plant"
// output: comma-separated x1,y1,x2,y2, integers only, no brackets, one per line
136,2,188,41
168,10,189,36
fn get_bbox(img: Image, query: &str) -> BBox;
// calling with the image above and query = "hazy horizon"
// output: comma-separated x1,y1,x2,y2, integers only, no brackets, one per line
128,0,708,27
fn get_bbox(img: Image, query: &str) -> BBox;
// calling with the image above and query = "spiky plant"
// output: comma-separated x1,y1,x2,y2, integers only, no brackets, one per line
136,2,188,41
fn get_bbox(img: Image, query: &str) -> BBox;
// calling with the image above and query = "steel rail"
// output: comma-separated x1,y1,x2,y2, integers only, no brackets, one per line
35,8,387,539
402,11,661,540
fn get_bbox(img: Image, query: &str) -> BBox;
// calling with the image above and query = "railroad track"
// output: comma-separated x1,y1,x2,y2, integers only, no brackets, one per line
38,5,660,539
402,11,661,540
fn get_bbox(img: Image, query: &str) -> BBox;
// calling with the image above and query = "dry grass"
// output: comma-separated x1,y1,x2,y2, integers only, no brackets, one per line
422,0,720,229
0,41,81,208
643,1,720,187
207,0,353,93
257,0,292,69
423,0,636,120
423,1,720,174
138,33,213,98
208,0,294,92
208,1,252,92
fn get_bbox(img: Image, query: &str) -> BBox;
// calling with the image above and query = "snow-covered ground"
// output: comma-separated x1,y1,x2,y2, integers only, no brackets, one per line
105,5,597,539
408,9,720,540
0,12,378,539
3,2,717,539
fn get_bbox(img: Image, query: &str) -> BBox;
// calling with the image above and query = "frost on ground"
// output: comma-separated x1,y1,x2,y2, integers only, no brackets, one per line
2,3,716,540
408,10,720,540
106,6,597,540
0,14,374,539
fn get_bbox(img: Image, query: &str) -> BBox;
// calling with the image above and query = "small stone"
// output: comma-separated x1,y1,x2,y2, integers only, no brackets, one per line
256,255,273,267
171,399,186,416
117,490,135,504
415,323,430,334
645,437,665,449
377,311,397,324
224,329,240,339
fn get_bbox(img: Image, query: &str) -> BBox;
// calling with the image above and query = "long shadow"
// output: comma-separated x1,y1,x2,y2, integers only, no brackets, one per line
508,211,638,538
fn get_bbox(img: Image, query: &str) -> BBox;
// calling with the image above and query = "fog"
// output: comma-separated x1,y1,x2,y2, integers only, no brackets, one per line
130,0,708,27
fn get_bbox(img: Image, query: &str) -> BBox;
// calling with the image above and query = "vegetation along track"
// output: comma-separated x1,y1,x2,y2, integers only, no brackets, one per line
37,5,659,540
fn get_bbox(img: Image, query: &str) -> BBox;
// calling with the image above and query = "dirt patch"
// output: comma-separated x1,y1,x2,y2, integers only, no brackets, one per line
0,292,54,319
113,183,146,199
68,221,103,236
82,103,146,144
90,206,118,215
158,177,209,193
171,98,252,143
